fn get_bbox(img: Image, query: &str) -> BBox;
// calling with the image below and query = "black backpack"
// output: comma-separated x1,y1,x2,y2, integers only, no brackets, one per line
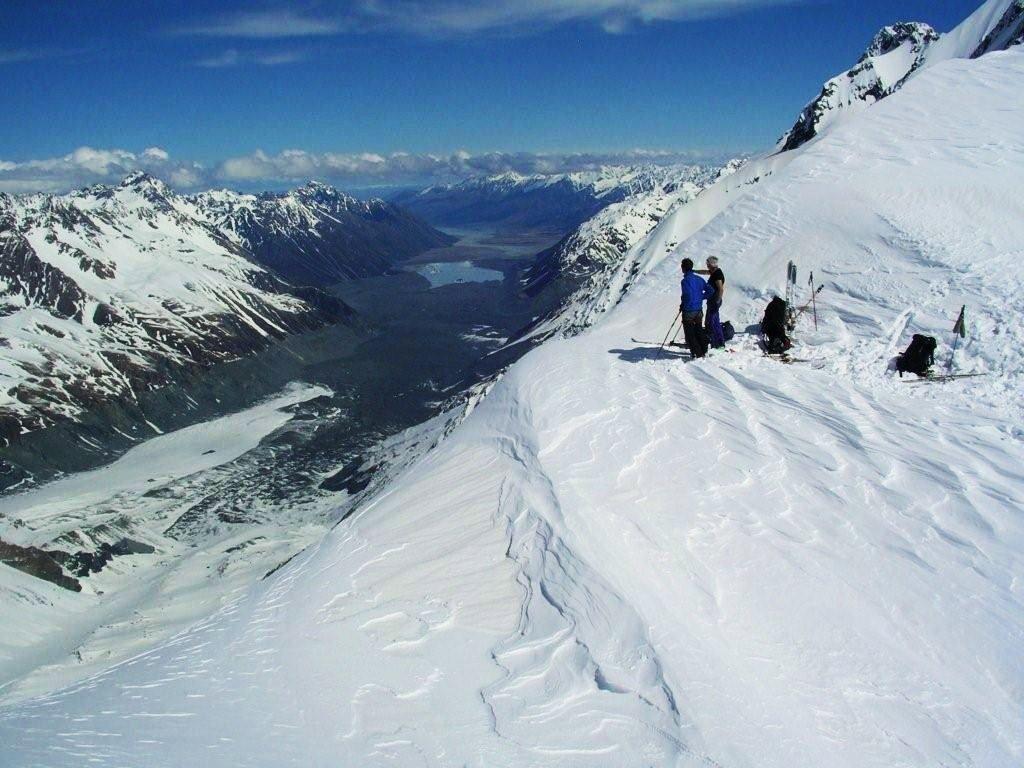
722,321,735,342
763,297,787,328
761,297,791,352
897,334,936,377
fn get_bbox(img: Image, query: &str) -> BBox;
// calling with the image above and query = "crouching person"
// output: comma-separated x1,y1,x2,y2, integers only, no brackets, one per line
761,296,792,353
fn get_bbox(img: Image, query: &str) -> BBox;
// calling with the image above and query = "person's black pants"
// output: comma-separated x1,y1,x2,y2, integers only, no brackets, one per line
682,310,707,359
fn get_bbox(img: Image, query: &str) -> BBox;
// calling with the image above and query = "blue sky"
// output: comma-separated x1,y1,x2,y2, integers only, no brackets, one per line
0,0,982,190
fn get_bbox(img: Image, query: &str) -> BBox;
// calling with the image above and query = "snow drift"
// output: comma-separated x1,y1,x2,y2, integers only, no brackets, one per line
3,25,1024,768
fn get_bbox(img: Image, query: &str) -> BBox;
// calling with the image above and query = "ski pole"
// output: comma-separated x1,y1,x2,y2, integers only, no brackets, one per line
792,284,824,321
656,310,682,360
809,271,818,331
947,305,965,372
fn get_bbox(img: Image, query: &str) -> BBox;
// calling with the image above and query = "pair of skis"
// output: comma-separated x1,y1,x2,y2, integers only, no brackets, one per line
785,261,822,330
902,372,987,384
758,337,809,364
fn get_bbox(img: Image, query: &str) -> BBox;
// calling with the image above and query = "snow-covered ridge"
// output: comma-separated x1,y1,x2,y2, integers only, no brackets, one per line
777,0,1024,151
190,181,454,286
416,165,697,199
391,163,718,230
0,173,354,445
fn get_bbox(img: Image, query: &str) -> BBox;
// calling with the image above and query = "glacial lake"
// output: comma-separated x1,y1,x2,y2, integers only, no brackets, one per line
413,260,504,287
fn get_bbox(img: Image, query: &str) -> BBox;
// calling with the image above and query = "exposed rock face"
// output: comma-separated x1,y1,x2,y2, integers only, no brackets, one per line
972,0,1024,56
0,173,355,447
521,165,726,299
777,23,938,153
191,182,454,286
0,539,82,591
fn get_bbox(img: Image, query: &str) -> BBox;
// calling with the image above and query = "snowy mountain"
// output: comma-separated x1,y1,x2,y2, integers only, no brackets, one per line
191,182,454,286
777,0,1024,151
3,5,1022,765
391,165,704,231
0,173,353,450
518,161,739,339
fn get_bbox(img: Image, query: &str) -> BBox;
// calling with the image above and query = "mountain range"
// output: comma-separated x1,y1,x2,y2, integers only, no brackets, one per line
4,0,1021,760
390,166,701,231
193,182,454,286
0,173,450,466
517,161,740,339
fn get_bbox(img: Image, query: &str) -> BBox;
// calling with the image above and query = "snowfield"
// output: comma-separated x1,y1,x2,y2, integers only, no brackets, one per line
3,42,1024,768
0,383,335,705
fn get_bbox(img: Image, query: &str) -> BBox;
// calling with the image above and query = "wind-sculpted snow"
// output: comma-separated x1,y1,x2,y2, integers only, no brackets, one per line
3,41,1024,768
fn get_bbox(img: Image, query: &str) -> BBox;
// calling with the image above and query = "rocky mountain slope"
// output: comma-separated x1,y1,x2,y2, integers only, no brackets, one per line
391,165,710,231
0,173,354,450
192,182,454,286
777,0,1024,151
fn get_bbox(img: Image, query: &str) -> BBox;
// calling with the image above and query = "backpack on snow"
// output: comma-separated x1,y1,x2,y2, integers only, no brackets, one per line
722,321,736,342
897,334,937,377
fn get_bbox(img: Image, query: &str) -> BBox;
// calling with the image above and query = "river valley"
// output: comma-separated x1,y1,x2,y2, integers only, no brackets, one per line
0,226,563,702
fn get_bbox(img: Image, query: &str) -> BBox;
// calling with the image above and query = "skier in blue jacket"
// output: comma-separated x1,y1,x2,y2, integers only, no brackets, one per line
679,258,715,358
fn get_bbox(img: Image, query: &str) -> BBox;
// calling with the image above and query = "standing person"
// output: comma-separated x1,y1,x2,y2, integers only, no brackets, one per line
679,258,714,359
704,256,726,348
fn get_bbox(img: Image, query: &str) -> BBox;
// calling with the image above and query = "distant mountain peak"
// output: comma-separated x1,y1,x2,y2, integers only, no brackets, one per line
118,170,170,193
777,0,1023,153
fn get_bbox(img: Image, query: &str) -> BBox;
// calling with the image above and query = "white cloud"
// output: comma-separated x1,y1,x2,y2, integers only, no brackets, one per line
214,147,729,183
196,48,242,68
255,50,307,66
176,1,802,40
0,146,734,194
0,147,207,194
0,49,42,64
175,11,343,39
142,147,171,162
0,47,88,65
195,48,307,68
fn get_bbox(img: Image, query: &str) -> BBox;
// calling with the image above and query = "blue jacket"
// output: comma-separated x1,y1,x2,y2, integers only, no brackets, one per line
680,271,714,312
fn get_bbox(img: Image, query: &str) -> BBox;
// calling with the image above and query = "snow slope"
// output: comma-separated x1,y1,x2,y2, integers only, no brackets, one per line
2,44,1023,768
777,0,1023,151
0,383,333,703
